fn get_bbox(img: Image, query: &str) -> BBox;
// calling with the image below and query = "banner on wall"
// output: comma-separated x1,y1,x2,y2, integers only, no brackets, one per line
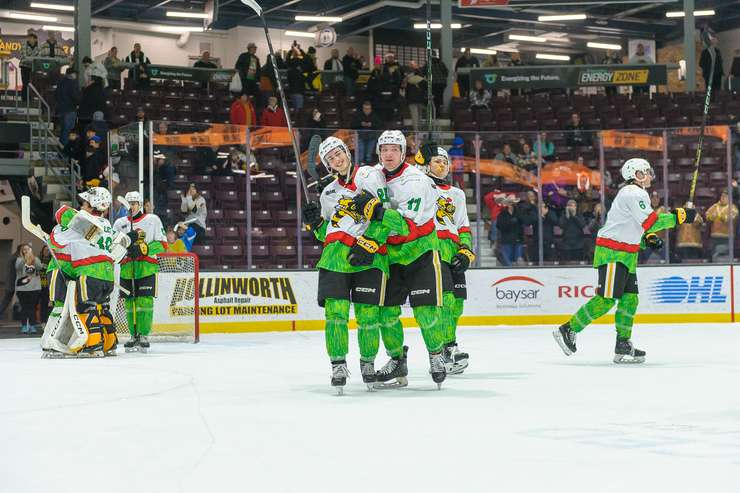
145,64,235,83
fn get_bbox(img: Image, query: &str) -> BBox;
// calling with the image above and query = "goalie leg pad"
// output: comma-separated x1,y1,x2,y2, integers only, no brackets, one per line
100,304,118,354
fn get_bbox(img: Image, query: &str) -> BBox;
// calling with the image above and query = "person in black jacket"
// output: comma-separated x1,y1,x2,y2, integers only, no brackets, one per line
81,134,107,187
496,196,525,266
54,68,80,145
455,49,479,98
286,43,308,112
125,43,151,88
404,61,427,131
558,199,587,262
516,191,538,261
700,36,724,97
351,101,384,165
78,76,105,132
235,42,261,99
342,47,361,96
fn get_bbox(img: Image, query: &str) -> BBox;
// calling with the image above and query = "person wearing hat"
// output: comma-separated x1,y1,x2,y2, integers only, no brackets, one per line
19,31,40,102
235,42,261,99
82,134,107,186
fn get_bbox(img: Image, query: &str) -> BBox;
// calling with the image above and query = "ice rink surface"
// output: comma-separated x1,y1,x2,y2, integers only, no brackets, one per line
3,324,740,493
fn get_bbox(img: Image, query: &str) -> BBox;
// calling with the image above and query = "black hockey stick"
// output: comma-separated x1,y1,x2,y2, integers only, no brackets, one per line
425,0,434,134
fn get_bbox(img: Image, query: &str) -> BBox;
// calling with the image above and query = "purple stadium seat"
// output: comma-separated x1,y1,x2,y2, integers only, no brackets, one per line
254,210,273,227
215,244,245,264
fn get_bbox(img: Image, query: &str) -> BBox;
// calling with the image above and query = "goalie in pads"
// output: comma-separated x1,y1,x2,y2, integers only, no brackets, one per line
42,188,130,358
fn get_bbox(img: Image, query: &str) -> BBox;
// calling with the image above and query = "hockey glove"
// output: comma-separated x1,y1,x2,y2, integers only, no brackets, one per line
301,202,323,231
673,207,697,224
645,232,663,250
127,229,146,246
450,247,476,273
351,191,384,222
316,174,335,194
128,240,148,258
348,236,380,267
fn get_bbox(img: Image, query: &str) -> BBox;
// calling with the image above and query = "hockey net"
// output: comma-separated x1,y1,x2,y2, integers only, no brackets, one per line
111,252,200,343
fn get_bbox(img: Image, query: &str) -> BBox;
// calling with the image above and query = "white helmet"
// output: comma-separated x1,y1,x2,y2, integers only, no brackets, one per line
621,158,654,182
376,130,406,161
124,191,142,204
318,136,352,176
79,187,112,212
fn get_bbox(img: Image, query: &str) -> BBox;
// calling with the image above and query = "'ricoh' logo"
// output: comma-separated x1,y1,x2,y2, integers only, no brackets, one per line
648,276,726,304
492,276,542,305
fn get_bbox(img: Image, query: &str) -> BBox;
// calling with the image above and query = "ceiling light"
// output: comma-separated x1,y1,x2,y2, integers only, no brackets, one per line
42,24,74,32
30,2,74,11
6,12,59,22
665,9,715,17
461,48,497,55
285,30,316,38
509,34,547,43
536,53,570,61
413,23,462,29
294,15,343,22
166,11,209,19
587,42,622,50
157,26,205,33
489,46,519,53
537,14,587,21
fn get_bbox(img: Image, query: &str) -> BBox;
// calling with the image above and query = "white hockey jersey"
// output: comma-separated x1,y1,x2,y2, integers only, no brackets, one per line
383,163,438,242
112,213,166,245
434,183,470,244
596,184,657,252
50,216,118,271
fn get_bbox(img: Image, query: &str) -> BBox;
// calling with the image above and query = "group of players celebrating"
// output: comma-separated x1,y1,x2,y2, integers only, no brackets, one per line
39,187,166,358
303,131,699,393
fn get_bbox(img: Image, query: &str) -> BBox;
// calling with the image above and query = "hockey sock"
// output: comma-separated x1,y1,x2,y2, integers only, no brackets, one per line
442,291,457,345
324,298,350,361
615,292,638,340
413,305,445,353
451,296,465,334
354,303,380,361
378,305,404,358
569,295,616,333
124,297,136,336
135,296,154,336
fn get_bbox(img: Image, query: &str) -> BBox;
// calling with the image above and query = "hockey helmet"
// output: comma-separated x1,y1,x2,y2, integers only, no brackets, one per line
318,136,352,178
621,158,654,182
125,190,142,204
376,130,407,161
414,143,450,180
79,187,112,212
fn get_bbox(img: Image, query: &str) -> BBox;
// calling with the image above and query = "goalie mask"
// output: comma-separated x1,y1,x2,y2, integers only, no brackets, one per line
78,187,112,213
318,136,353,181
415,143,450,183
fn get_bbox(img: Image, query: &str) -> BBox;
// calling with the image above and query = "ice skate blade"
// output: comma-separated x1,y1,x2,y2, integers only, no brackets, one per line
552,330,574,356
445,360,468,375
105,351,117,357
365,382,377,392
334,386,344,396
613,354,645,364
41,351,72,359
373,377,408,389
437,383,443,390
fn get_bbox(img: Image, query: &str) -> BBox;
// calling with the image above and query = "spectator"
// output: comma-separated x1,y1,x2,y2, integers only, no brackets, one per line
171,222,197,252
482,53,505,68
286,42,308,111
379,53,404,120
166,229,184,253
404,60,427,132
85,111,108,138
15,244,43,334
219,147,249,175
540,202,559,262
425,53,449,116
601,50,622,96
496,195,525,266
483,189,506,250
729,48,740,93
302,108,328,145
517,142,536,171
305,46,321,91
342,47,361,96
509,52,523,67
533,132,555,161
706,191,738,261
448,136,466,189
628,43,653,94
0,244,26,319
516,191,538,261
39,31,65,82
230,93,257,126
104,47,124,90
469,79,491,110
260,95,288,128
323,48,344,76
495,143,517,165
54,68,80,146
542,170,570,213
194,51,218,69
352,101,383,165
676,201,705,261
180,184,207,245
81,134,107,186
125,43,151,88
78,74,106,130
143,198,154,214
365,66,383,108
558,199,587,262
136,106,146,123
81,56,108,88
154,154,176,213
19,31,40,102
700,36,724,96
566,113,592,147
455,48,479,98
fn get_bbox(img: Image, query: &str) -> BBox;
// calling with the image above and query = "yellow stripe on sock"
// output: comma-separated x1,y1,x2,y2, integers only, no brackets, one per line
432,251,443,306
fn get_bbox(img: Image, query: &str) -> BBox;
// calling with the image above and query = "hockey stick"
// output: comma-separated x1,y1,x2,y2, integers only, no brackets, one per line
117,195,139,337
425,0,434,134
688,28,718,204
240,0,310,202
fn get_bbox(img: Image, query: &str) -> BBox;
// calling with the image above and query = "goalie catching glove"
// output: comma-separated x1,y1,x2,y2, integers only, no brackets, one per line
672,207,697,225
644,232,663,251
450,247,475,273
301,202,323,231
350,191,384,222
348,236,380,267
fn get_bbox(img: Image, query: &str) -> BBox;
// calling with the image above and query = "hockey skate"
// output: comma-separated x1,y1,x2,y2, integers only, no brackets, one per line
374,346,409,389
331,360,349,395
442,342,469,375
429,351,446,389
124,335,142,353
613,337,646,364
360,360,377,391
139,335,150,353
553,322,577,356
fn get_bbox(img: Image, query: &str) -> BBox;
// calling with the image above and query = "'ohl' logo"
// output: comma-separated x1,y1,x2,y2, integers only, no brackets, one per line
649,276,727,304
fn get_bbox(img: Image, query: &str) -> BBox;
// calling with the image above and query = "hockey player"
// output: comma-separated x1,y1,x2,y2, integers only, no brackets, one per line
301,136,407,393
113,191,167,353
414,144,474,374
553,158,696,363
357,130,451,388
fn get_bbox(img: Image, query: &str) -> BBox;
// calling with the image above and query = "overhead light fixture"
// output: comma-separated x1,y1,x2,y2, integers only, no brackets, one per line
166,11,209,19
5,12,59,22
461,47,497,55
489,45,519,53
285,30,316,38
537,13,587,21
157,26,205,33
536,53,570,61
42,24,75,32
294,15,343,22
413,23,462,29
665,9,715,17
587,42,622,50
509,34,547,43
30,2,74,11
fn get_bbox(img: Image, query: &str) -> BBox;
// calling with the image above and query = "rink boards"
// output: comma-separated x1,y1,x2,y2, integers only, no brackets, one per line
151,264,740,333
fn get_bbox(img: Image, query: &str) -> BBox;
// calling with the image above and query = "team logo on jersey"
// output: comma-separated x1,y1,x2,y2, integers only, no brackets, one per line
331,197,364,227
435,197,455,224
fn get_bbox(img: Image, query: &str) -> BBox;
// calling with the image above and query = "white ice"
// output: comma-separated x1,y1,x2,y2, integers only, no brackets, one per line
3,324,740,493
